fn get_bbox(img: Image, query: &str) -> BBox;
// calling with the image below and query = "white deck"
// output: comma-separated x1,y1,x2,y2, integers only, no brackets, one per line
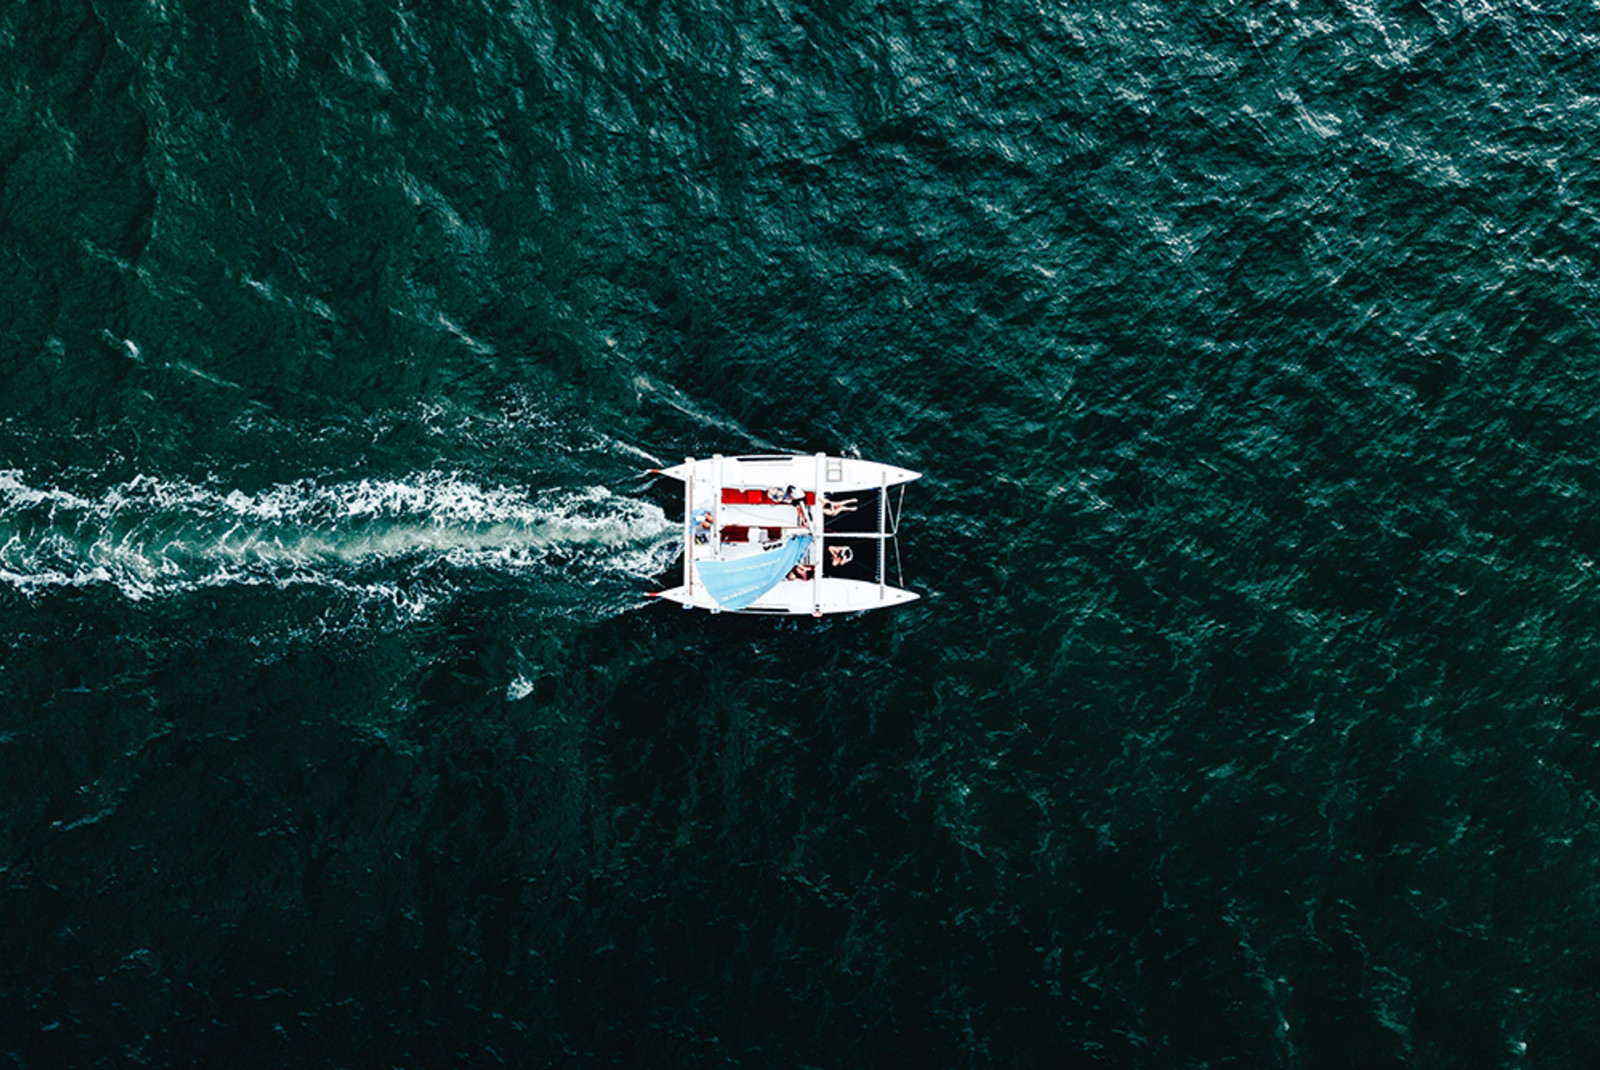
650,453,920,617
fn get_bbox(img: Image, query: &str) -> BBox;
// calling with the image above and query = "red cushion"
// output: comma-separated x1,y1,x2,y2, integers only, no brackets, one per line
716,488,819,505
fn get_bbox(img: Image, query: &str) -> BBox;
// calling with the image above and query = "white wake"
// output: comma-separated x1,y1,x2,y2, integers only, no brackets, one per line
0,470,678,603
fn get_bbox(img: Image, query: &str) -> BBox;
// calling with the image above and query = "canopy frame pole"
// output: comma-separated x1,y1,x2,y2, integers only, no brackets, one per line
710,454,725,613
712,454,724,542
812,452,825,614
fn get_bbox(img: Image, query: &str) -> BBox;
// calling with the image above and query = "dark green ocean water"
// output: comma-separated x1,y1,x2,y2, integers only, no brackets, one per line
5,0,1600,1064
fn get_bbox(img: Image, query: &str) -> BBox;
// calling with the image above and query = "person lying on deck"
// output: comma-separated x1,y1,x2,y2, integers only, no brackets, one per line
767,485,809,524
828,545,853,566
820,496,859,517
767,486,804,504
786,562,816,581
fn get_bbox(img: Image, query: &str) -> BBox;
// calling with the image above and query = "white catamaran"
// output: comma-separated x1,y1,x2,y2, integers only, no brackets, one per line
648,453,920,616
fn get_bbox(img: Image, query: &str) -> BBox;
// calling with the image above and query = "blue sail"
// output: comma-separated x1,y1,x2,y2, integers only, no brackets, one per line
698,535,812,610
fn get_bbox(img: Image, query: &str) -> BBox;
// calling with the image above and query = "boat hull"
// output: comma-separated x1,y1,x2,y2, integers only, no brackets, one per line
653,577,920,615
655,454,920,492
651,453,920,616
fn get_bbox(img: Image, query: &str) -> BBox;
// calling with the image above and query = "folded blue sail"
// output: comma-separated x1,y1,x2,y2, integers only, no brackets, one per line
698,535,812,610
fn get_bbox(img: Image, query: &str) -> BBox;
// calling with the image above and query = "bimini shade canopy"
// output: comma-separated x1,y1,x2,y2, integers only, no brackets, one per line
698,535,812,610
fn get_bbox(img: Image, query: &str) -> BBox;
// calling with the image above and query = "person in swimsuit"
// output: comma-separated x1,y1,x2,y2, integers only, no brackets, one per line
820,496,858,517
692,508,714,543
786,562,816,581
768,485,809,524
828,545,853,566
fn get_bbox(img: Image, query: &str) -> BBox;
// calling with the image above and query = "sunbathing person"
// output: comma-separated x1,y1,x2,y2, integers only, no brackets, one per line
828,545,853,566
820,496,859,517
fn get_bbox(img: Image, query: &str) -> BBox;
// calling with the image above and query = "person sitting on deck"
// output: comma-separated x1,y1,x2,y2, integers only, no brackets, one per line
786,562,816,581
692,508,714,544
828,545,853,566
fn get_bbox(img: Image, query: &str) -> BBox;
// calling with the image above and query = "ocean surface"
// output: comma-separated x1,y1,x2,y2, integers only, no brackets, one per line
4,0,1599,1065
